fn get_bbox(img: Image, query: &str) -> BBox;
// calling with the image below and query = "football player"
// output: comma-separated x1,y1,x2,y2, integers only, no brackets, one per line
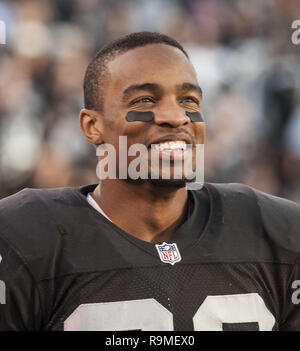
0,32,299,331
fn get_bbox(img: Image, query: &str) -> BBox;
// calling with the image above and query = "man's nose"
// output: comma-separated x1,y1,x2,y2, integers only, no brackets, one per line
154,101,190,128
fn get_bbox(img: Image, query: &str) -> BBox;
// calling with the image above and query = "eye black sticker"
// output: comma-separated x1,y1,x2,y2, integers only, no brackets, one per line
185,111,203,122
125,111,154,122
125,111,204,122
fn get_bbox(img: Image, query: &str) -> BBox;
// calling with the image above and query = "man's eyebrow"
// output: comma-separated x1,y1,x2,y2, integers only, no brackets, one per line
177,83,203,97
122,83,162,101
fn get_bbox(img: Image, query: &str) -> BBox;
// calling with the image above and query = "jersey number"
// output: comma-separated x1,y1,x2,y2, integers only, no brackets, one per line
64,293,275,331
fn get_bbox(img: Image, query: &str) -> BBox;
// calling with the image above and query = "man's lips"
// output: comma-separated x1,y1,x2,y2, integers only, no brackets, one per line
147,134,193,149
145,135,195,162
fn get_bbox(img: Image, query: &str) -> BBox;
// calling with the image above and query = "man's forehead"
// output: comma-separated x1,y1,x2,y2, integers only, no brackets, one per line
109,43,189,67
107,44,197,90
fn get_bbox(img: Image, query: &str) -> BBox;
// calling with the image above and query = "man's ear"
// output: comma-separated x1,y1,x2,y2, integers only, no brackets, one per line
79,109,104,145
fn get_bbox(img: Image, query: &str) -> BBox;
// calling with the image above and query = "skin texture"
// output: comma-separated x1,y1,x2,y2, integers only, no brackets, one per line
79,43,205,243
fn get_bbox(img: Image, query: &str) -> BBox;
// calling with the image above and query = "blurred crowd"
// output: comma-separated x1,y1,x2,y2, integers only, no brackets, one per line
0,0,299,202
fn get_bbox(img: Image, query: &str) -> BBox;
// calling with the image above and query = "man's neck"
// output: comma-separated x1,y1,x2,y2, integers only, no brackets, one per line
92,180,188,243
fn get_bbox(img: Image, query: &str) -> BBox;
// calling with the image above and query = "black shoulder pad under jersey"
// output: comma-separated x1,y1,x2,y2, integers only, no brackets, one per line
254,187,300,252
0,187,92,280
207,183,300,262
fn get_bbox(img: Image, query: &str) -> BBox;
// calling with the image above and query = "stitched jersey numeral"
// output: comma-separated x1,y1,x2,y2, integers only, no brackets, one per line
64,293,275,331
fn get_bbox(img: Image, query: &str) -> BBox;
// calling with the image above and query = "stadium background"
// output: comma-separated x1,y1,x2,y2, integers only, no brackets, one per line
0,0,299,202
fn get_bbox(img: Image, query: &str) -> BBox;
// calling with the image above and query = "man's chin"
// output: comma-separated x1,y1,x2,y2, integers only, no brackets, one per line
147,178,187,188
123,176,196,189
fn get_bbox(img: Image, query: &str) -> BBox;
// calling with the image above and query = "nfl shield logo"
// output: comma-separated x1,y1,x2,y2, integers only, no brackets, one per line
155,242,182,265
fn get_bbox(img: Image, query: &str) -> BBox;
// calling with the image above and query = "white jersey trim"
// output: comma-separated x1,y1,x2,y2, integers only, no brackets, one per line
86,193,112,223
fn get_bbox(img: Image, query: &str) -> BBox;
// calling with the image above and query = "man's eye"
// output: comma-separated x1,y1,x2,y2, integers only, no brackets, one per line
182,97,199,105
132,97,154,104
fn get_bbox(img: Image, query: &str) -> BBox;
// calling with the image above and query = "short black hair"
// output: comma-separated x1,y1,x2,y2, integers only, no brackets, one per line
83,31,189,113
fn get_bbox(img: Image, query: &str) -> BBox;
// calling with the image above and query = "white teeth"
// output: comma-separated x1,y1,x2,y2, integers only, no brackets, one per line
153,141,187,151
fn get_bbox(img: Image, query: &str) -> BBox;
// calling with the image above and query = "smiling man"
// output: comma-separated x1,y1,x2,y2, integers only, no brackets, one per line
0,32,300,331
81,36,205,244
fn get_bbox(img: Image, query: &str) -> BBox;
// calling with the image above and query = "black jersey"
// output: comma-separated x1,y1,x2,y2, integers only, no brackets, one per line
0,183,299,331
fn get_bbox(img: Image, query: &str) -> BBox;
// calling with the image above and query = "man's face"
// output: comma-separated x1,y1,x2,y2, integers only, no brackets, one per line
100,43,204,187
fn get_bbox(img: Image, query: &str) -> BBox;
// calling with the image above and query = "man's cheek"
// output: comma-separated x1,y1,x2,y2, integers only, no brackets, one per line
195,124,205,144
